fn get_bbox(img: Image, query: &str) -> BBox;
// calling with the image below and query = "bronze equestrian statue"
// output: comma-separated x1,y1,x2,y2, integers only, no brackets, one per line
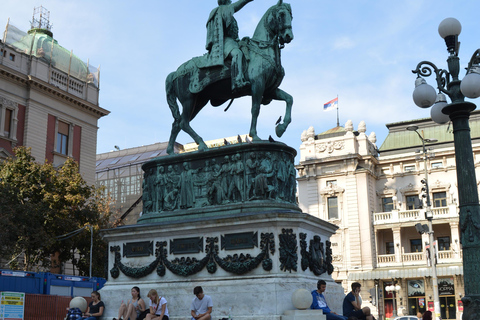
166,0,294,155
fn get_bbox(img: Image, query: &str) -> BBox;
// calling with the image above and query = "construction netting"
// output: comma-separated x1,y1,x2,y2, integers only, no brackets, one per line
2,23,99,87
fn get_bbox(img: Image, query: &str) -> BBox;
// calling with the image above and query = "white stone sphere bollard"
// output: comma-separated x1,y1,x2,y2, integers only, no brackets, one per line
69,296,88,312
291,288,312,310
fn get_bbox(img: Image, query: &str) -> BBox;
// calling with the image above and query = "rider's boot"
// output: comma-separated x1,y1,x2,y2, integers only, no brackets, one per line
231,50,250,92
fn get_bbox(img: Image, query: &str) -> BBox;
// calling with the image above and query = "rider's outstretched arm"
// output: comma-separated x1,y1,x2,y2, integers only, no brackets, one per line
233,0,254,13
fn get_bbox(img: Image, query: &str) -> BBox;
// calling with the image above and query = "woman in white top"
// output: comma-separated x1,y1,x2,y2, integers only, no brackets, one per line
146,289,169,320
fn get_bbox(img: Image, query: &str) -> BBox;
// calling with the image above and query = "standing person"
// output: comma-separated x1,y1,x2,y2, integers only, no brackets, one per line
83,291,104,320
113,286,146,320
342,282,374,320
191,286,213,320
311,280,347,320
422,310,432,320
146,289,169,320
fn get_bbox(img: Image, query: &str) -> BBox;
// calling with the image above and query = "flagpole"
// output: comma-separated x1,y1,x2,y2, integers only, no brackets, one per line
336,95,339,127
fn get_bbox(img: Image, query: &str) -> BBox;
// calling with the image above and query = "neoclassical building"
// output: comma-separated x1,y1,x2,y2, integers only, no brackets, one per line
296,113,478,320
0,8,109,274
0,9,109,186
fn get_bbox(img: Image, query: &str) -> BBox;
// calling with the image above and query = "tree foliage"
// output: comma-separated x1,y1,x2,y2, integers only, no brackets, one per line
0,146,120,276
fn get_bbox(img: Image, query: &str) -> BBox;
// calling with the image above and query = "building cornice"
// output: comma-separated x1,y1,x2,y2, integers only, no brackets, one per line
0,65,109,118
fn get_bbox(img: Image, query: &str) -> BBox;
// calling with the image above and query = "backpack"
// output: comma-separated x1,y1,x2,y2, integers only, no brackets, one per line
66,307,83,320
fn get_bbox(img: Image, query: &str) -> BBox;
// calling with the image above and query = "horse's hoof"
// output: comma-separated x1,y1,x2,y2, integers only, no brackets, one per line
197,143,208,152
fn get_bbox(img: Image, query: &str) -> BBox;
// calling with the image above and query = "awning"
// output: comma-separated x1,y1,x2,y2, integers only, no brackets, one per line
348,265,463,280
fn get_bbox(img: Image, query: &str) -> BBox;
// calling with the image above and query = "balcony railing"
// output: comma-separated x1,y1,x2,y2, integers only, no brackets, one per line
374,205,458,225
377,249,461,267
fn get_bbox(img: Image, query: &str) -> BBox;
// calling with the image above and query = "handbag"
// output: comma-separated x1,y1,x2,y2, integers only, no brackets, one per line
137,309,149,320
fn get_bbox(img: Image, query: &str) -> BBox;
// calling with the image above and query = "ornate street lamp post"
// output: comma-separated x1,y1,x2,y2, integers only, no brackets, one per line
386,283,401,318
407,126,440,319
412,17,480,320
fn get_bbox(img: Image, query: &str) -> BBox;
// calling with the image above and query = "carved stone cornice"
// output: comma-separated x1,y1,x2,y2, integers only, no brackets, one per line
0,65,109,118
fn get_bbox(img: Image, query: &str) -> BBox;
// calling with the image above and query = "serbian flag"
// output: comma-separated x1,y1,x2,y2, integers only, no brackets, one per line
323,97,338,111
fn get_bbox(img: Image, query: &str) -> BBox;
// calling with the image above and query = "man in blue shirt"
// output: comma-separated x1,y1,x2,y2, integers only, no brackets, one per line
342,282,374,320
311,280,347,320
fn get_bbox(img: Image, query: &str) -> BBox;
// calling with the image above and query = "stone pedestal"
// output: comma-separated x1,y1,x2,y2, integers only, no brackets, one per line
100,143,341,320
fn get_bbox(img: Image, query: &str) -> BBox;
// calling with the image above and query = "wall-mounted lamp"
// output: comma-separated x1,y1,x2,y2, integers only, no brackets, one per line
459,293,463,298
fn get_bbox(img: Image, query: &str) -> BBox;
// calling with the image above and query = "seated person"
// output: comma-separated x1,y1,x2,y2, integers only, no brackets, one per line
83,291,104,320
191,286,213,320
311,280,347,320
146,289,169,320
114,286,146,320
342,282,374,320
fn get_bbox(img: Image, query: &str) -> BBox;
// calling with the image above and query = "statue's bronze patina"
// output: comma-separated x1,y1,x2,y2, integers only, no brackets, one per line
166,0,294,155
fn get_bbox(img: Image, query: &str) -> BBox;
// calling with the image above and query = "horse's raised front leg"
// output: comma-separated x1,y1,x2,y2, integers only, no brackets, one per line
249,82,265,141
271,88,293,138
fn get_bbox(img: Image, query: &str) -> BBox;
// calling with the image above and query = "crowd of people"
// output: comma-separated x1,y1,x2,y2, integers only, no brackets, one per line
66,281,435,320
66,286,212,320
311,280,433,320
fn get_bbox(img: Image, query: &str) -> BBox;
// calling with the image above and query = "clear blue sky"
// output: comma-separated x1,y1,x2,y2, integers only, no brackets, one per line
2,0,479,155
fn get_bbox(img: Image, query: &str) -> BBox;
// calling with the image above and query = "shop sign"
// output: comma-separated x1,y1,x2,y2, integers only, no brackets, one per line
438,278,455,296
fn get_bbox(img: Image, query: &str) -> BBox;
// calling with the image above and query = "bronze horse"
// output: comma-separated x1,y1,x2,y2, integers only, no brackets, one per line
166,1,293,154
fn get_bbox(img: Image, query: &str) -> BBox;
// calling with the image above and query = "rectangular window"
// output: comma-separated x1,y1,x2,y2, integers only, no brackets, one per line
382,197,394,212
404,165,415,172
437,236,450,251
57,121,69,155
9,53,15,61
4,108,12,137
431,162,443,169
410,239,423,253
433,192,447,207
406,195,422,210
386,241,395,254
327,196,338,220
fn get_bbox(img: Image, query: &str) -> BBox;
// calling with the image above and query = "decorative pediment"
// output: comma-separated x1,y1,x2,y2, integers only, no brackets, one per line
376,187,397,197
429,180,451,191
319,184,345,196
0,96,18,109
399,183,421,195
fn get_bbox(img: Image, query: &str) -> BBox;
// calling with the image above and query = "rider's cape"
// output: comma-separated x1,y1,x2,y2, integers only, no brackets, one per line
204,4,236,68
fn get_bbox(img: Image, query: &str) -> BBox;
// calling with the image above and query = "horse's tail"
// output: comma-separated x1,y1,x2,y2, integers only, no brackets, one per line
166,72,181,121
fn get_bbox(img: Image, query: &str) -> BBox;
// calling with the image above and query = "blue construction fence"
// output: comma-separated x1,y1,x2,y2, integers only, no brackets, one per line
0,269,106,297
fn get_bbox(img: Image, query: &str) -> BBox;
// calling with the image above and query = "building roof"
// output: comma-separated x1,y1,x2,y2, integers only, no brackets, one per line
4,23,99,87
96,142,181,174
379,110,480,152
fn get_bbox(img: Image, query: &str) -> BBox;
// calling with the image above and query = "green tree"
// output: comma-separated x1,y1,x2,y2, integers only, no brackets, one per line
0,146,119,276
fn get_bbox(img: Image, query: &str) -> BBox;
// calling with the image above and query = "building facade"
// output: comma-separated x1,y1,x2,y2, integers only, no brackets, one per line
0,10,109,186
0,8,109,274
296,115,478,320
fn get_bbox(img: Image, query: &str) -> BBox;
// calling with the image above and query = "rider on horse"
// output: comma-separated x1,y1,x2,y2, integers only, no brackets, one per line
204,0,253,92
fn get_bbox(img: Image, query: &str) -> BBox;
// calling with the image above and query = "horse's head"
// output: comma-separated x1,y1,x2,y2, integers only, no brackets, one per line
272,0,294,46
262,0,293,46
